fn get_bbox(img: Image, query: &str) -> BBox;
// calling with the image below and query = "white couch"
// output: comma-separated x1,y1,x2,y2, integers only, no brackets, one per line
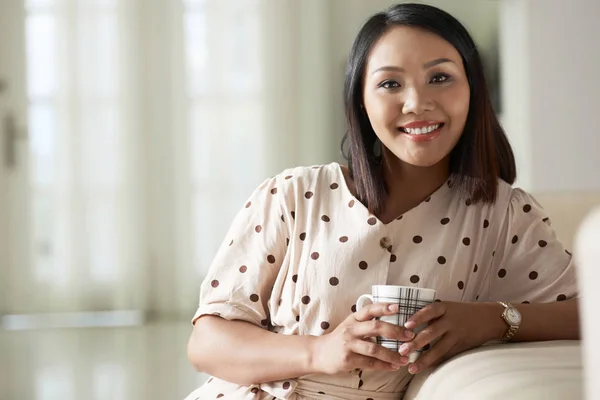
404,196,600,400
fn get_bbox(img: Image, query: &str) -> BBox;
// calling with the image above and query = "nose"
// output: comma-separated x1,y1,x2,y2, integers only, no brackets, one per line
402,87,434,115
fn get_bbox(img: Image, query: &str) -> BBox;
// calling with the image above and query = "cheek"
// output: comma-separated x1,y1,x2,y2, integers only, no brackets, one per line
443,86,470,125
365,95,398,126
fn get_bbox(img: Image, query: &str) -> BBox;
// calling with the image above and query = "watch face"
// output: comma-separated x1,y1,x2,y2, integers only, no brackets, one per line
506,307,522,325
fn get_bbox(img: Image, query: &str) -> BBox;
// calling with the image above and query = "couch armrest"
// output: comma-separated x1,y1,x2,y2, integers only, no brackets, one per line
403,341,582,400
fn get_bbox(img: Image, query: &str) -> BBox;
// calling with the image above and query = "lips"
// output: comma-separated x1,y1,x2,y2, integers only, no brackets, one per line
399,123,442,135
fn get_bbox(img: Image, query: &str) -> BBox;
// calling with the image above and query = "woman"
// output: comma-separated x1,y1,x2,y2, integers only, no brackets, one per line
185,3,579,399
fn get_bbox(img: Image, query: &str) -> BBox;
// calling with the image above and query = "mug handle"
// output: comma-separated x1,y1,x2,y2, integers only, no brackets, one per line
356,294,374,312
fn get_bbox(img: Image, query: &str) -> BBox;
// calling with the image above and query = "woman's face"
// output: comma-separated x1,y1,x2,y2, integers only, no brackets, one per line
362,26,470,168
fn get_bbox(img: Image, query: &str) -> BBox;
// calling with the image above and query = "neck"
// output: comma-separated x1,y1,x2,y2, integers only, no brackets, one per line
380,150,450,213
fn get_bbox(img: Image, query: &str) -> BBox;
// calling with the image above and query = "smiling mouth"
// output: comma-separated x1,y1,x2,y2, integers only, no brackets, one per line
399,123,444,135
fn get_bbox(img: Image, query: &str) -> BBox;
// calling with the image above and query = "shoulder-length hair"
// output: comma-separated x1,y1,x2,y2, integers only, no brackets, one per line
341,3,516,215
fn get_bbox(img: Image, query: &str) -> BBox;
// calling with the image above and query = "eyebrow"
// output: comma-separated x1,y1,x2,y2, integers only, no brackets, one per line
371,58,455,75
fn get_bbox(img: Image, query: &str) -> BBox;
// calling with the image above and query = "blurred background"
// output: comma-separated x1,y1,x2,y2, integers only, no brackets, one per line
0,0,598,399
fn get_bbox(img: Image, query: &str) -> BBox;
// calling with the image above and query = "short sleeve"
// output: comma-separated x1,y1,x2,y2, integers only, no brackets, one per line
191,175,289,327
487,189,578,303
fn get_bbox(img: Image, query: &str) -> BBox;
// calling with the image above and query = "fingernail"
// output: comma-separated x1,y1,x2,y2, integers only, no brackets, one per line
404,321,416,330
391,364,400,370
388,304,398,312
409,364,419,374
405,330,415,340
399,356,409,366
398,344,410,355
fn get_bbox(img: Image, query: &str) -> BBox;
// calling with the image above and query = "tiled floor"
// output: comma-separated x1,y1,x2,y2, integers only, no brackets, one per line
0,322,209,400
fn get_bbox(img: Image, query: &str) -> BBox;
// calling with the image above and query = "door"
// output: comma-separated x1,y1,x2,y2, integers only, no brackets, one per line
0,0,31,316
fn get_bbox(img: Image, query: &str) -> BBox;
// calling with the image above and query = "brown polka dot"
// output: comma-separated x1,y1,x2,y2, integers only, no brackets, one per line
557,294,567,301
250,294,259,302
278,298,282,306
267,255,276,264
330,183,339,190
447,180,454,188
458,281,464,290
305,191,313,199
475,295,480,300
425,196,431,202
211,280,219,288
441,217,450,225
483,219,490,228
339,236,348,243
207,377,213,384
396,215,403,220
465,199,472,206
311,252,319,260
320,321,330,330
437,256,446,264
285,175,293,180
359,380,364,388
413,235,423,244
251,387,259,394
286,238,289,246
281,215,285,222
217,394,224,398
283,381,291,390
565,249,572,256
542,217,550,223
261,319,268,326
291,211,296,219
462,237,471,246
301,296,311,305
255,225,262,233
523,204,532,213
351,304,357,312
367,217,377,226
498,269,507,278
529,271,538,280
473,264,478,273
299,232,306,241
320,392,327,395
329,277,339,286
390,254,397,262
492,250,496,257
359,261,368,270
410,275,420,283
321,215,330,222
422,343,432,351
292,274,298,283
511,235,519,244
270,187,278,194
538,240,547,248
386,245,393,253
434,299,442,302
522,301,530,304
295,315,300,322
229,240,233,246
245,201,251,208
348,200,355,208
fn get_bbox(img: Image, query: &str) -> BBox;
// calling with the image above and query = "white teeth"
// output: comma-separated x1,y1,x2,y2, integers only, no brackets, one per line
402,124,441,134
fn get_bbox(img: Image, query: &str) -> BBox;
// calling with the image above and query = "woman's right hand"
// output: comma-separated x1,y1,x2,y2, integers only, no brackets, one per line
310,303,414,375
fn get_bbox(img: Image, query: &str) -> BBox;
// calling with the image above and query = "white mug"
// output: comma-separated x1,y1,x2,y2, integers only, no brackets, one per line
357,285,436,363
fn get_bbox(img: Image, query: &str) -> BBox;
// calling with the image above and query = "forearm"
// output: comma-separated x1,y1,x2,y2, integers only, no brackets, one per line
483,299,580,342
187,316,319,385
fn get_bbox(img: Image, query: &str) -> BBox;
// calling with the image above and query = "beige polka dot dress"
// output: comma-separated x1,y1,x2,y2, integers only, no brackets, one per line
185,162,577,400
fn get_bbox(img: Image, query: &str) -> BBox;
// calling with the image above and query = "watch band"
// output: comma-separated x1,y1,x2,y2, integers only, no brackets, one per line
498,301,519,342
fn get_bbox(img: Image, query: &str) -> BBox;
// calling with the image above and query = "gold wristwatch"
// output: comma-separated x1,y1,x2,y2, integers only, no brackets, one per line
498,301,521,341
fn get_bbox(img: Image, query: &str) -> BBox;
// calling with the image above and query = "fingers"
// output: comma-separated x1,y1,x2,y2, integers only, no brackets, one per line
404,302,446,330
351,353,404,372
351,319,415,342
399,319,448,357
353,302,399,322
408,335,458,374
350,339,409,367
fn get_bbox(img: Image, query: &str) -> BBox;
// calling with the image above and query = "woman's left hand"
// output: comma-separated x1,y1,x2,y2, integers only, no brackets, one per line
399,301,505,374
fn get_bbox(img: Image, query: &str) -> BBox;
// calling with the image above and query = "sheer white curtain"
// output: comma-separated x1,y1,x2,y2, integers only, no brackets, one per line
12,0,145,314
9,0,340,319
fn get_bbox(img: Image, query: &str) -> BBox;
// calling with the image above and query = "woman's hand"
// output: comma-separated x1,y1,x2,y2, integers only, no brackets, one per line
399,301,505,374
310,303,415,375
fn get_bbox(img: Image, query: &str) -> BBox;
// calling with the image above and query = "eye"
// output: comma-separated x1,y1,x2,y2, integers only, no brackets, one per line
430,73,452,84
379,80,400,89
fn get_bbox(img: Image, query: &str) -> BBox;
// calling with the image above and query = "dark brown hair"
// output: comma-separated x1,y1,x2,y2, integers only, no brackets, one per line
341,3,516,215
